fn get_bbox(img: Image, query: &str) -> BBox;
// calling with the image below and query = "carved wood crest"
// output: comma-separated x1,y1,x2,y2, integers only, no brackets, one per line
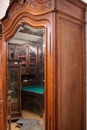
17,0,51,6
17,0,50,4
7,0,51,21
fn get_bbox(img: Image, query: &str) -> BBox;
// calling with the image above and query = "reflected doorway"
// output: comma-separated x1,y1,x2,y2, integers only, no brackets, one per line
7,24,45,129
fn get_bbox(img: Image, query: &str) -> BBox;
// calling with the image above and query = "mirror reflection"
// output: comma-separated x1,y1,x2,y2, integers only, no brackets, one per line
7,24,45,129
10,68,18,102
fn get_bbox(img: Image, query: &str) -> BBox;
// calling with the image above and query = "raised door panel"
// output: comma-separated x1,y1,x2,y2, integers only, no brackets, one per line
57,15,85,130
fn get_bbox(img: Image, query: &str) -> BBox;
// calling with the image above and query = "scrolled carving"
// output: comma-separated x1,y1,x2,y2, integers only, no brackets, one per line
18,18,25,26
45,1,51,8
17,0,50,4
8,0,51,21
17,0,26,5
17,0,38,8
24,0,38,8
27,0,51,9
17,0,51,8
8,5,21,20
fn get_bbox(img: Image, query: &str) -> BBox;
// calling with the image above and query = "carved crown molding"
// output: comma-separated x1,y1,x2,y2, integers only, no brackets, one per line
17,0,50,4
17,0,51,8
7,0,52,21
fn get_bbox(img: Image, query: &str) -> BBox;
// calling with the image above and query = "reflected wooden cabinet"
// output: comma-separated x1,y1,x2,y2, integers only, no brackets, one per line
17,44,37,71
37,47,44,85
8,43,44,86
7,59,22,120
15,44,28,73
29,46,37,73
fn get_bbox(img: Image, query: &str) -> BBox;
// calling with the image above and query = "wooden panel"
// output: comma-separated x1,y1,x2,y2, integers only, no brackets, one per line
57,0,86,21
11,103,18,111
57,16,85,130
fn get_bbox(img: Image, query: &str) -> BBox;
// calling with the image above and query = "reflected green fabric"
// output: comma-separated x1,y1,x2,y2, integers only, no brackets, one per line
22,85,44,94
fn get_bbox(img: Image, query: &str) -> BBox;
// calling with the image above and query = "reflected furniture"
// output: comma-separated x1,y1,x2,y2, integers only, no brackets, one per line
21,85,44,117
7,59,22,120
8,43,44,86
7,43,44,120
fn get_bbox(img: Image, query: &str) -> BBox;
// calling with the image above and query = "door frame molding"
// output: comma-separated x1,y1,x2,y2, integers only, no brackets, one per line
3,11,52,130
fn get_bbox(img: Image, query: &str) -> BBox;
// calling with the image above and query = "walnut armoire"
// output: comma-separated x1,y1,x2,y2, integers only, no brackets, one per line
0,0,86,130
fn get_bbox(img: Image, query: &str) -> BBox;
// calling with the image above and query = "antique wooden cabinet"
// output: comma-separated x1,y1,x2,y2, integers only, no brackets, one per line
0,0,86,130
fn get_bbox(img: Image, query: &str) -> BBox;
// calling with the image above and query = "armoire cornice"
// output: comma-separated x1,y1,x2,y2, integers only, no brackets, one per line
2,0,53,22
2,0,86,22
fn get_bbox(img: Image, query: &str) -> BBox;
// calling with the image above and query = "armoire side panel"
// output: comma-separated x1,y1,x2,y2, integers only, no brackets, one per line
57,17,85,130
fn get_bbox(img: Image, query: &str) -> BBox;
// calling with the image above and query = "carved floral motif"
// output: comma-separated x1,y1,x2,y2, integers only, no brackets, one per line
28,0,38,8
17,0,26,5
45,1,51,8
8,0,51,20
18,0,50,4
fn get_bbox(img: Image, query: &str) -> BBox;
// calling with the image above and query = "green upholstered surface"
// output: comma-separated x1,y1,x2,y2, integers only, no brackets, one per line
22,85,44,94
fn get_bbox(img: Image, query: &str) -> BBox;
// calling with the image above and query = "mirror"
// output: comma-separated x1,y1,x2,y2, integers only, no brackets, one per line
7,24,45,129
10,68,18,102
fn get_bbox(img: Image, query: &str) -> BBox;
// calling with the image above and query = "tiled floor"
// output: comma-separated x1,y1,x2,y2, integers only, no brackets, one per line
11,109,44,130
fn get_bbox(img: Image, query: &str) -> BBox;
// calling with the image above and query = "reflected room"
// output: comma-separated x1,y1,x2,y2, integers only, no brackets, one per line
7,24,45,129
